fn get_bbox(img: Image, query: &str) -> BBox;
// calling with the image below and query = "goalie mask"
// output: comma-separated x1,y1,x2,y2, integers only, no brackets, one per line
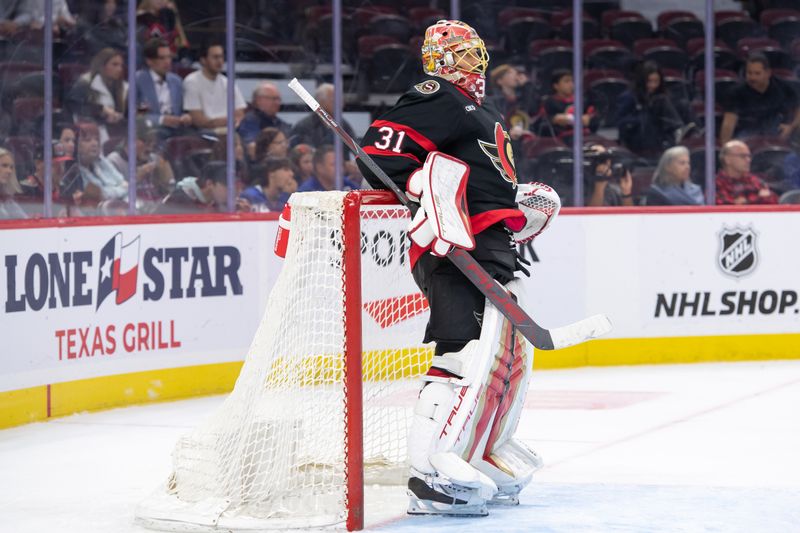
421,20,489,104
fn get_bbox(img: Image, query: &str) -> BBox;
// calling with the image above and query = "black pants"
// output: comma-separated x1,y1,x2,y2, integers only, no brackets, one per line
412,224,517,355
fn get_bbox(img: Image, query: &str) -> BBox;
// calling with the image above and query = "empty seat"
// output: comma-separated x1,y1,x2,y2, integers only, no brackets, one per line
603,10,652,48
503,14,551,55
694,69,740,102
657,10,704,47
408,7,446,31
368,14,413,43
369,44,419,93
529,40,573,78
584,38,634,70
634,38,688,71
661,68,692,102
687,38,739,71
584,69,629,127
715,11,761,49
736,37,790,69
553,11,600,40
760,8,800,47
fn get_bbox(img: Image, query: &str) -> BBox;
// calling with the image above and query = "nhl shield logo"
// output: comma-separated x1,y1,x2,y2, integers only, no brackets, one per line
717,226,758,277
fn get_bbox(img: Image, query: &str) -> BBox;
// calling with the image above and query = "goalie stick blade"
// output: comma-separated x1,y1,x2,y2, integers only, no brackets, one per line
548,314,613,350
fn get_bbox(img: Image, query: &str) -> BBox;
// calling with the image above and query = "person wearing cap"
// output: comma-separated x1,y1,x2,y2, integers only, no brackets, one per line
157,160,228,213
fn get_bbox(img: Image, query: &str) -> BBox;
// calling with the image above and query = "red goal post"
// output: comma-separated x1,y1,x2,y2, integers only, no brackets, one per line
136,190,431,532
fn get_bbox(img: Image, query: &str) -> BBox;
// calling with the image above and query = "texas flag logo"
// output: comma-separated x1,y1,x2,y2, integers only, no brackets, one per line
96,233,141,310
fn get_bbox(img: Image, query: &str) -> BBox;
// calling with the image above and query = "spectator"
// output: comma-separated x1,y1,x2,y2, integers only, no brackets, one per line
720,53,800,143
84,0,127,54
75,121,128,201
135,38,191,137
715,140,778,205
0,148,26,219
238,82,291,151
158,160,228,213
0,2,21,37
136,0,189,58
183,43,246,131
616,61,690,158
56,123,76,157
289,84,355,148
252,127,289,162
67,48,128,145
238,157,294,212
542,69,599,143
487,64,537,139
13,0,76,34
585,144,634,206
643,146,704,205
106,123,174,206
297,144,360,192
19,144,45,198
289,143,314,185
209,131,248,190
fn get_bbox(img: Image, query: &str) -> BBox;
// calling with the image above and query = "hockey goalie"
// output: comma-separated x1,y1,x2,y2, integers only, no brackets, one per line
358,20,561,516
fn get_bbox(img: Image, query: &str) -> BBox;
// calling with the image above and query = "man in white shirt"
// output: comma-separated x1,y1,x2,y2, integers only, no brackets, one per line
183,43,246,130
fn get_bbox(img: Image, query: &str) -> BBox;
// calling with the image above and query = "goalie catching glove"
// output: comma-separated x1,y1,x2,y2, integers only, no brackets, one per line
407,151,475,257
511,182,561,244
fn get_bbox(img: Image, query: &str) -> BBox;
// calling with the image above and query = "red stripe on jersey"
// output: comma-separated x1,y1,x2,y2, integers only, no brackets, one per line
362,145,421,164
407,208,524,269
371,120,438,153
470,208,525,235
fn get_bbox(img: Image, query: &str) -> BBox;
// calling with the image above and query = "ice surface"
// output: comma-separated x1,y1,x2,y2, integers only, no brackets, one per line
1,361,799,532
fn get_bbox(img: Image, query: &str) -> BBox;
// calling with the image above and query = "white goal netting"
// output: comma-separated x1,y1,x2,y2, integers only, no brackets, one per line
136,191,431,531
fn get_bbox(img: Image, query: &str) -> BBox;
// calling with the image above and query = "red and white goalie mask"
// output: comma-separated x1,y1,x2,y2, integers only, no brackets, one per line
421,20,489,104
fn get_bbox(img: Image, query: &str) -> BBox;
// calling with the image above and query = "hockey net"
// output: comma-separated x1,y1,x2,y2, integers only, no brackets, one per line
135,191,431,531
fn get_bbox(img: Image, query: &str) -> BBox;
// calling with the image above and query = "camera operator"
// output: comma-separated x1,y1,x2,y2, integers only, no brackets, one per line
585,145,634,206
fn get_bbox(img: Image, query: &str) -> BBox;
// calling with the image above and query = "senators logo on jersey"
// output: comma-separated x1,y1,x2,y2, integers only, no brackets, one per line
478,122,518,188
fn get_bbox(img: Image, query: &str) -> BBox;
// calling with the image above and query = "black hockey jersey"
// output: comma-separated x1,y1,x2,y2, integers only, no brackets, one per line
358,77,524,238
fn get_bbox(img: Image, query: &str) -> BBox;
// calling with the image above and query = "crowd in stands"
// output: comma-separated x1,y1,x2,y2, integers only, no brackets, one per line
1,1,800,220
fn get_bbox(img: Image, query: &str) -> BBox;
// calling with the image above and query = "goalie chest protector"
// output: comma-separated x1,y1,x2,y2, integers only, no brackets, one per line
359,78,523,235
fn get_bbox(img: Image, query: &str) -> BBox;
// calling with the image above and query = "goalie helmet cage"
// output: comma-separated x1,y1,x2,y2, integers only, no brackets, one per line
135,190,430,532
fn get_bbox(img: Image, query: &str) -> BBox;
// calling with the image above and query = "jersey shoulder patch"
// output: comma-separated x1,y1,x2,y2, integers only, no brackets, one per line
413,79,440,95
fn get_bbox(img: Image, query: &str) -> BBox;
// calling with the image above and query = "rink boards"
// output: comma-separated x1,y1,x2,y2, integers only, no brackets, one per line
1,205,799,428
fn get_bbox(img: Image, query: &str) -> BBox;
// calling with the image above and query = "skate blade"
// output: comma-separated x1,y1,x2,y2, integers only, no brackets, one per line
488,494,520,506
407,496,488,517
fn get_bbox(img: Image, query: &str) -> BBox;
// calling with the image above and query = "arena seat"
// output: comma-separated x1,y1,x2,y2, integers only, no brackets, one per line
529,39,573,78
736,37,790,69
500,12,551,55
369,44,418,93
553,11,600,41
715,11,761,49
584,68,629,127
584,39,634,71
687,38,739,72
694,69,740,102
657,10,704,47
633,38,688,71
408,7,446,31
603,10,652,49
760,8,800,47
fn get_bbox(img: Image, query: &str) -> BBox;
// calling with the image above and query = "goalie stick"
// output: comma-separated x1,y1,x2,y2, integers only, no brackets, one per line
288,78,611,350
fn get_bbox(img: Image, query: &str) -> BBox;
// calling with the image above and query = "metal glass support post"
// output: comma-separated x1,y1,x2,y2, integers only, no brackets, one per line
450,0,460,21
333,0,344,190
43,0,53,217
127,0,138,214
704,0,716,204
226,0,236,212
572,0,584,207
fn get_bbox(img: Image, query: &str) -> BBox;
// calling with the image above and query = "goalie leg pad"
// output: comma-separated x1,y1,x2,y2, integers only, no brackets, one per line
466,279,541,504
